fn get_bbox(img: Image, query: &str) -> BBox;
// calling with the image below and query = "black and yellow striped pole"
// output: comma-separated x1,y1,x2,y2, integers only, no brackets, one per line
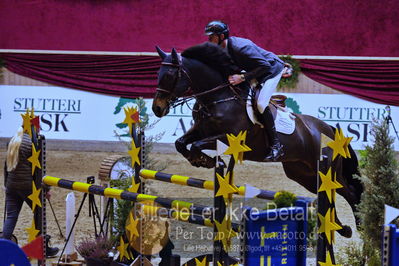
140,169,314,202
42,176,240,231
43,176,212,216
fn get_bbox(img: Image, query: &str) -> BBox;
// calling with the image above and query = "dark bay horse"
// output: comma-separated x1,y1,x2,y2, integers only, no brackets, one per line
152,44,363,237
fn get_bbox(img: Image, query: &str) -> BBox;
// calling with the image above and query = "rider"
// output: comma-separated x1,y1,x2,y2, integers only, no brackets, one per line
205,20,285,161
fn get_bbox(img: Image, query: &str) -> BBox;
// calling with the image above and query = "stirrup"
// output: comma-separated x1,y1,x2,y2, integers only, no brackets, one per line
264,144,284,161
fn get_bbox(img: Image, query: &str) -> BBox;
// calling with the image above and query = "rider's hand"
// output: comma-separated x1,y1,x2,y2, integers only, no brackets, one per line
228,74,245,86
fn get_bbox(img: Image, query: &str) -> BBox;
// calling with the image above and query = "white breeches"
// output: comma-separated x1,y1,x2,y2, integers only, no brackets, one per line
256,70,283,113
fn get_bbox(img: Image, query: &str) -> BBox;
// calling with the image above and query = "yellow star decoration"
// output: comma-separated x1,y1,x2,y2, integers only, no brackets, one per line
327,128,351,160
117,236,130,260
194,257,207,266
21,110,33,138
317,208,342,244
224,131,251,163
318,167,343,203
25,219,40,242
236,131,251,163
339,128,353,158
214,218,238,251
318,250,341,266
28,181,42,212
122,106,140,134
125,212,139,241
215,171,239,205
27,144,41,176
128,139,141,167
128,177,140,193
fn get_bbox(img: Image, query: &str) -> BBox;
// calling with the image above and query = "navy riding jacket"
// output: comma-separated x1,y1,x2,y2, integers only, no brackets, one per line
227,36,284,83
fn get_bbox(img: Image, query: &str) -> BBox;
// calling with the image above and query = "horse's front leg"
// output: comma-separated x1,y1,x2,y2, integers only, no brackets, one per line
175,125,202,162
190,134,227,168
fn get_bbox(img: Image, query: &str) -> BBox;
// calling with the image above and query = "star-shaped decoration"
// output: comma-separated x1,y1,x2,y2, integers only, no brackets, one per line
317,208,342,244
214,218,238,251
327,128,349,160
25,219,40,243
194,256,207,266
318,167,343,203
128,177,140,193
236,131,251,163
318,250,340,266
122,106,140,134
117,236,130,261
28,181,42,212
27,143,41,175
224,131,251,163
128,139,141,167
125,212,139,241
215,171,239,205
30,108,40,134
338,128,353,158
21,110,33,138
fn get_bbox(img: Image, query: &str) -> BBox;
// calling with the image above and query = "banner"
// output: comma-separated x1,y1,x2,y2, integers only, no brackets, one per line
1,85,398,150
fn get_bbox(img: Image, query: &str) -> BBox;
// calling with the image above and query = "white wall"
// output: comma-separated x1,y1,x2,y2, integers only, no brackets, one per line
1,85,398,150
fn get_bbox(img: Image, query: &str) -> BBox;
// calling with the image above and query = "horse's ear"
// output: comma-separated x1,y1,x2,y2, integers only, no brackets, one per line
171,48,179,64
155,46,167,60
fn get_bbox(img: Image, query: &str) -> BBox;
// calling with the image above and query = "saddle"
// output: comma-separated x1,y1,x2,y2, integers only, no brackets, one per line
248,91,295,135
252,88,287,109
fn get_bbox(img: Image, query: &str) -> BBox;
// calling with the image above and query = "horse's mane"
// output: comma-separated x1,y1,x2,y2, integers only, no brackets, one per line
182,42,241,77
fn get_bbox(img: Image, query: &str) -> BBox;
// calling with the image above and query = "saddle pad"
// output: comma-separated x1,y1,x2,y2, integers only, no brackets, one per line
246,97,296,135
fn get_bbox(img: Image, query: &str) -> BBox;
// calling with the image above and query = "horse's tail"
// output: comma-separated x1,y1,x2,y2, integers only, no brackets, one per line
342,143,363,204
329,125,363,204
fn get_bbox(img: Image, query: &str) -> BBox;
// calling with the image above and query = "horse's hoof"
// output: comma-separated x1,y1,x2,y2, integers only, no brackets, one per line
337,225,352,238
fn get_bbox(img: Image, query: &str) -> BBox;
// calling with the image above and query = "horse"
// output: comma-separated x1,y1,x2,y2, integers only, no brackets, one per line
152,43,363,237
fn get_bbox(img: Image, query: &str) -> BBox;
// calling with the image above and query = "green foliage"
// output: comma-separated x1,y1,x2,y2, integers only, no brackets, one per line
110,177,134,239
336,238,381,266
277,55,300,89
358,149,369,169
273,190,297,208
355,119,399,259
336,241,365,266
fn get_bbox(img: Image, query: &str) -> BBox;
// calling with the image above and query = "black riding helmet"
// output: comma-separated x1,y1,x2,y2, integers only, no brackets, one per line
204,21,229,39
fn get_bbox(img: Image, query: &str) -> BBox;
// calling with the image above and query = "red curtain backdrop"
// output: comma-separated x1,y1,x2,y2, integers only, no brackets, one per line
0,0,398,57
2,53,160,98
300,60,399,106
3,53,399,105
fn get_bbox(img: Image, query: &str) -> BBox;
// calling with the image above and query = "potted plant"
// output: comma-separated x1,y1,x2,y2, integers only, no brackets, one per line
76,236,115,266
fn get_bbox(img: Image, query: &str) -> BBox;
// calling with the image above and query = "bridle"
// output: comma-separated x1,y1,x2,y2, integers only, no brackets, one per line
156,59,247,110
156,61,192,96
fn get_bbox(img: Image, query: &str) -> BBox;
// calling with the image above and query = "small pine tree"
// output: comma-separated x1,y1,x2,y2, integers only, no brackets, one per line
356,118,399,251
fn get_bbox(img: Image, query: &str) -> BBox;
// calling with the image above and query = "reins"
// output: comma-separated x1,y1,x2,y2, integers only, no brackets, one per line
158,60,250,110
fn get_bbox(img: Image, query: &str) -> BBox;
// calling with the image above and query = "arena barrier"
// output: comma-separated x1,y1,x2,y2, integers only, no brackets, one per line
382,224,399,266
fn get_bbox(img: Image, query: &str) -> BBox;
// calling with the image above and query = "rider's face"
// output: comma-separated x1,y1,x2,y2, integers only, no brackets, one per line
208,34,220,44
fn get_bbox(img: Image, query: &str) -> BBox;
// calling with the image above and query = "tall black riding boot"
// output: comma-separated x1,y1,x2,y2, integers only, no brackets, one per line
262,107,284,161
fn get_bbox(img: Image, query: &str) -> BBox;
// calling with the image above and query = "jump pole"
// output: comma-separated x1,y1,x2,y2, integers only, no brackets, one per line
140,169,314,203
42,176,240,230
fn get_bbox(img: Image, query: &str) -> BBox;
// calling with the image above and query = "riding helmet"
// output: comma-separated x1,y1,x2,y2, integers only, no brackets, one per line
205,21,229,38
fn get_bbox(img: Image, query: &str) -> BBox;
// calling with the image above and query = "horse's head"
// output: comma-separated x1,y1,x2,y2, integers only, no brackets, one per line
152,46,191,118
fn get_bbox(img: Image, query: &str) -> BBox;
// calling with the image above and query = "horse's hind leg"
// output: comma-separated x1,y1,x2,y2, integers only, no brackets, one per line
282,162,353,238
